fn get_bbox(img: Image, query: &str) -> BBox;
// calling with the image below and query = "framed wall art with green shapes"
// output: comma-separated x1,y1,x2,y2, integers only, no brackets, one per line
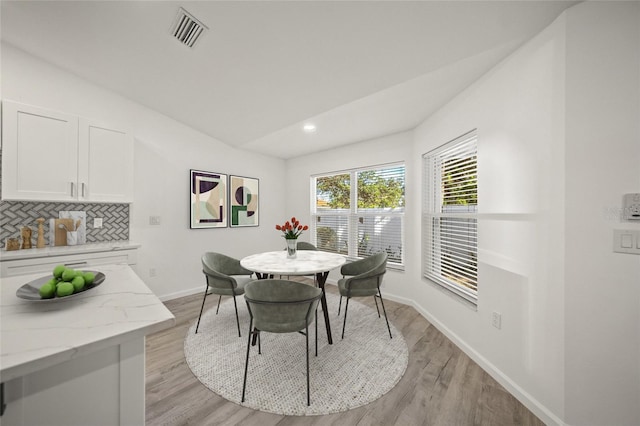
229,175,259,227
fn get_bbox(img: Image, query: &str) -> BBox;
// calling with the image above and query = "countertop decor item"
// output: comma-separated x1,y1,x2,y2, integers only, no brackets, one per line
59,211,86,244
16,270,105,302
36,218,45,248
20,226,32,249
5,238,20,251
50,218,75,246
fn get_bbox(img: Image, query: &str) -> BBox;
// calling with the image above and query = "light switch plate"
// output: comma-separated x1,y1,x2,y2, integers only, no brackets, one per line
613,229,640,254
93,218,103,228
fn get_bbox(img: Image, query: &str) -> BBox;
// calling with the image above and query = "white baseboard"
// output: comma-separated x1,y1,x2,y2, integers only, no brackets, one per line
381,292,564,426
159,286,202,302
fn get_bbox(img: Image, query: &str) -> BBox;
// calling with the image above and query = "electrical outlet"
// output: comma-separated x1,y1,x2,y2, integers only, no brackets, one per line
492,312,502,329
149,268,157,277
149,216,161,226
93,218,103,228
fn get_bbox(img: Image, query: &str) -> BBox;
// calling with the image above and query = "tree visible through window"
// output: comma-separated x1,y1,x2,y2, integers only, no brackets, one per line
312,164,405,266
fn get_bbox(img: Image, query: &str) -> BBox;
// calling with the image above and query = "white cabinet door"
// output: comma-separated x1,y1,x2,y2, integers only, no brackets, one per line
2,101,79,201
1,101,134,203
78,119,134,202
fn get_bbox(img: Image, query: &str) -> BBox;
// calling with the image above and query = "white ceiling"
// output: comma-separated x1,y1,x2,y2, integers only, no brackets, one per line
1,1,576,159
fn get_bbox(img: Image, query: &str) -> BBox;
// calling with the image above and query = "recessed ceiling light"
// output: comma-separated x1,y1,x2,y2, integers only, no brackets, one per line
303,124,316,133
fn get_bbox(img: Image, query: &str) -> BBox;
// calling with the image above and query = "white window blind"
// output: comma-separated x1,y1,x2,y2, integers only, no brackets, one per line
312,163,405,267
423,130,478,302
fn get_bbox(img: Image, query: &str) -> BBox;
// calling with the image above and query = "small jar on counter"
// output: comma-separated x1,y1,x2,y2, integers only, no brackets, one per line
5,237,20,251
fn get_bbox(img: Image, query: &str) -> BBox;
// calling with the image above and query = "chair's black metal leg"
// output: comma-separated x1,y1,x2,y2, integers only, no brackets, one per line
215,295,222,314
241,318,253,402
233,295,241,337
306,323,310,406
337,295,342,316
315,310,318,357
194,285,209,334
341,298,350,339
378,289,392,339
373,294,381,317
257,330,261,354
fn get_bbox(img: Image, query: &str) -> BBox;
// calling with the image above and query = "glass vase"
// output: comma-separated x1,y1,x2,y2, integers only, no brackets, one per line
286,238,297,259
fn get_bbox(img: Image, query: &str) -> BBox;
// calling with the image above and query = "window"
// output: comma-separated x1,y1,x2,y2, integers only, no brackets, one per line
311,163,405,267
422,130,478,303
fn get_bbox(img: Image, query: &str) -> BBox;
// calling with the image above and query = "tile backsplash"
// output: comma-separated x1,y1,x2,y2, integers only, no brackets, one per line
0,200,129,245
0,151,129,245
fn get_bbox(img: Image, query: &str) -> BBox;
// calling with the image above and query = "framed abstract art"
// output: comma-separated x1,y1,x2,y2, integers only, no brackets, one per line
190,169,228,229
229,175,259,227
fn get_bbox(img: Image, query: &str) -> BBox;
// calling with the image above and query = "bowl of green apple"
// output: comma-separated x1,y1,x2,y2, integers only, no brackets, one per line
16,264,106,302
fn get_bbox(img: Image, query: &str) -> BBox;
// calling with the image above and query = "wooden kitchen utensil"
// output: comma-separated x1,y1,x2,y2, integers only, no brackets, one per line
54,218,75,246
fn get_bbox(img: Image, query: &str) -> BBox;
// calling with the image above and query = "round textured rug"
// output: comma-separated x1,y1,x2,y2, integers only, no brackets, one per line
184,290,408,416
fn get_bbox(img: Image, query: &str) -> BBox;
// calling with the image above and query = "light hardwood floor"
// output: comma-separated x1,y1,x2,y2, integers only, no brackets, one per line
146,280,544,426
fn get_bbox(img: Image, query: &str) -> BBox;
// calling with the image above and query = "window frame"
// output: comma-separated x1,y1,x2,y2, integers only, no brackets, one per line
422,130,478,304
311,162,405,269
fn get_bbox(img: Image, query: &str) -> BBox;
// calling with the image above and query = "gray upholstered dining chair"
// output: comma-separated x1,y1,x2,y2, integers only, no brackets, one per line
337,251,392,339
296,241,318,251
241,279,322,406
195,252,254,336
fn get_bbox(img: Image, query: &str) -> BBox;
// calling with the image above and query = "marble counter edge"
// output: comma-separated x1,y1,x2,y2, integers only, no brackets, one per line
0,242,141,261
0,315,175,382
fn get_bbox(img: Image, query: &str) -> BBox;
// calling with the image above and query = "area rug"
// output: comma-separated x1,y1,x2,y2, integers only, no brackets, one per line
184,290,408,416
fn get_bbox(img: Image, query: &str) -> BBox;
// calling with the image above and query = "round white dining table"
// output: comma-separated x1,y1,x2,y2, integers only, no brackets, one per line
240,250,346,344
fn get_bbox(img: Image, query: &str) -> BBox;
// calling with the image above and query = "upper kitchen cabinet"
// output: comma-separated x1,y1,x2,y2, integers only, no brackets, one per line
2,101,133,203
78,119,134,202
2,101,79,201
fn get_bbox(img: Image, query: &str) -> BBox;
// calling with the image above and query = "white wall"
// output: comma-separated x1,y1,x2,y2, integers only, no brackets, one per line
290,3,640,425
563,2,640,425
412,12,567,424
1,43,288,299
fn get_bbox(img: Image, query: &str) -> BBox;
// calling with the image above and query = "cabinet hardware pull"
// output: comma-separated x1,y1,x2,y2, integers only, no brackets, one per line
82,182,86,197
71,182,76,197
1,382,6,416
64,261,88,267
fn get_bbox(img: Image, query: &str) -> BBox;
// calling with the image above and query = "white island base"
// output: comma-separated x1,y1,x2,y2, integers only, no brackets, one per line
2,338,145,425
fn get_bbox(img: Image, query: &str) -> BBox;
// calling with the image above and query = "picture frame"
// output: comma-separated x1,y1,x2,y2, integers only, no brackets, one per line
229,175,259,227
190,169,228,229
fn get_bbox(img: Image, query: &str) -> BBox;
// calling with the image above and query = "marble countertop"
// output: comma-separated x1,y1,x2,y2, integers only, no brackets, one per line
241,250,346,275
0,241,141,261
0,263,175,381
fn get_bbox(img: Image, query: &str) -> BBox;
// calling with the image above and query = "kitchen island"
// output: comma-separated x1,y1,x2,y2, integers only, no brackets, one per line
0,262,175,425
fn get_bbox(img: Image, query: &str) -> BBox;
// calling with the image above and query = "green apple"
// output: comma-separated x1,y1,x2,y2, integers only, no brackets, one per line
39,282,56,299
61,269,76,282
71,276,85,292
53,264,66,279
82,271,95,285
56,282,74,297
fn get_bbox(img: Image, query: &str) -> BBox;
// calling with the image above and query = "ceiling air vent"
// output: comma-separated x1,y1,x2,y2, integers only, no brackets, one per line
170,8,207,48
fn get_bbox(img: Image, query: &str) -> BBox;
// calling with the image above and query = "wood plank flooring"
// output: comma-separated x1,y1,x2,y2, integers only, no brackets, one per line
146,280,544,426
